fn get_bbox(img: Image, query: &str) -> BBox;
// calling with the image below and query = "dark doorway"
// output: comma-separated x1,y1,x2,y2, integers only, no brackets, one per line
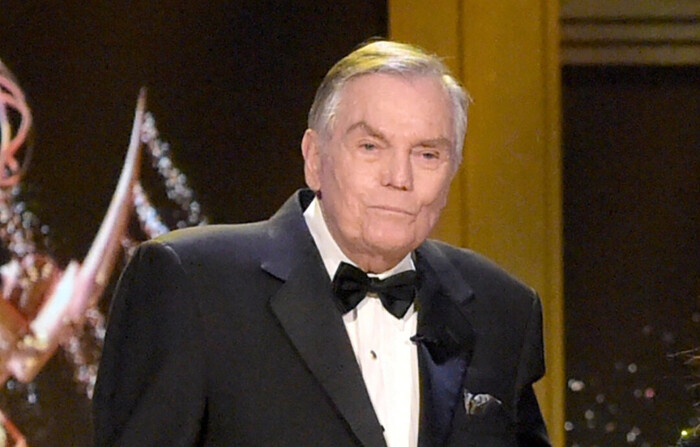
563,65,700,446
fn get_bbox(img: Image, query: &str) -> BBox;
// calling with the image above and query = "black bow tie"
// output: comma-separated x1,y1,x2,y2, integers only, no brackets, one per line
331,261,418,319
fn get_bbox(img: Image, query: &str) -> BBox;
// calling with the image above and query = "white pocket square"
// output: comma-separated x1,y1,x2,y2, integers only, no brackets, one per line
464,391,503,416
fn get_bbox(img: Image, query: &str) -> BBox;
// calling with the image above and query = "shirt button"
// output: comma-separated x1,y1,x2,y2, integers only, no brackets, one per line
370,350,378,359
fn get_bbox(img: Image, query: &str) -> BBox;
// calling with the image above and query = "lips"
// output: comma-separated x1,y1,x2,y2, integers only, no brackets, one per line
368,205,416,216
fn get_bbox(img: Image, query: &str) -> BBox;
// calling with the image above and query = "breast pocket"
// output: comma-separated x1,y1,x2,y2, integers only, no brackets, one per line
452,401,518,447
449,377,518,445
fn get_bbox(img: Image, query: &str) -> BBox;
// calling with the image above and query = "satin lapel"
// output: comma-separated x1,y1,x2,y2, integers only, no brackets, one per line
414,242,476,447
264,190,386,447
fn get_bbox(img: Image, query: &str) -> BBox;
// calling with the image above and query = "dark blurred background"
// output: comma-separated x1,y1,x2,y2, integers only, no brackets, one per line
563,65,700,446
0,1,387,264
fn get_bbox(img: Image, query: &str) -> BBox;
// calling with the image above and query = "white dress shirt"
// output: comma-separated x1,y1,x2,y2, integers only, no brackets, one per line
303,197,419,447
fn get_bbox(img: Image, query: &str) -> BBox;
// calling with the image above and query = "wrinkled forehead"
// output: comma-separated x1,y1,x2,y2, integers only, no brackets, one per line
331,73,456,139
339,72,451,115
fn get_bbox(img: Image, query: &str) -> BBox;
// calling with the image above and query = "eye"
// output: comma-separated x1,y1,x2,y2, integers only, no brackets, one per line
361,142,377,151
413,147,448,169
415,148,441,161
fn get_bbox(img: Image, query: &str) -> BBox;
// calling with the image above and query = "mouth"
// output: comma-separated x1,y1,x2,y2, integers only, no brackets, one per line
369,205,415,216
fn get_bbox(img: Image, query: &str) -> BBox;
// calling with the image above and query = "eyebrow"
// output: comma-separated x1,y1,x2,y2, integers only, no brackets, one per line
345,120,452,150
417,137,452,149
345,121,389,145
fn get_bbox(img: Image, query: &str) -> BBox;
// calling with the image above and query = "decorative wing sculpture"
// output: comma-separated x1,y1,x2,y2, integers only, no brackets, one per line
0,60,206,446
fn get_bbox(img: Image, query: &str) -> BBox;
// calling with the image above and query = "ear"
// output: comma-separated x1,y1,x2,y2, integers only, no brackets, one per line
301,129,322,191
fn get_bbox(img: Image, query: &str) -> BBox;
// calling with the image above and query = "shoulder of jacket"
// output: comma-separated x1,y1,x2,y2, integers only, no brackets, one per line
424,239,537,299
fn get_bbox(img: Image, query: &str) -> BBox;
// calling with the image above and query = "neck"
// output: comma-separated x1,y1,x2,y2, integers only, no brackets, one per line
341,247,408,274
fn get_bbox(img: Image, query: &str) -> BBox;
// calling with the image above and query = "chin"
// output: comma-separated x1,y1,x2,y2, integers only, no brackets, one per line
365,233,417,257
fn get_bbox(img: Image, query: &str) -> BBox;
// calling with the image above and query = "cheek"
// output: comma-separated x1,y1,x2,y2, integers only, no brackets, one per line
422,175,451,208
322,167,368,225
433,186,450,211
329,169,371,207
416,180,451,226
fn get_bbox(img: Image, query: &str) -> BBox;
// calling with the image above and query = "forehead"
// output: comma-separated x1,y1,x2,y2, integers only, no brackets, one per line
333,73,453,134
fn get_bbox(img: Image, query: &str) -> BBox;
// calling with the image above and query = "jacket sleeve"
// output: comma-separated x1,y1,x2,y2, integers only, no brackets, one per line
92,241,206,446
515,294,551,447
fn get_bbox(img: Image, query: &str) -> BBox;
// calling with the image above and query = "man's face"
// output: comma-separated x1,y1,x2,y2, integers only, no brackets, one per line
302,73,457,272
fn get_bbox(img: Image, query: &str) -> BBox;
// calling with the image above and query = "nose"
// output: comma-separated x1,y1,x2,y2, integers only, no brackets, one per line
381,149,413,191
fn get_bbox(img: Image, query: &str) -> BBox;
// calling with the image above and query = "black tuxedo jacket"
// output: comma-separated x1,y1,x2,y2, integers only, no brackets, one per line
93,189,551,447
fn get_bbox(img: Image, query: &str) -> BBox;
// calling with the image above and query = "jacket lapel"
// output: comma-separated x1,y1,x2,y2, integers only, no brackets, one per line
264,191,387,447
414,242,476,447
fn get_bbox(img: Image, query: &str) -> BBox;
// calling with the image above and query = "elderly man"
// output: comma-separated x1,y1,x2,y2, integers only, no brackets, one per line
93,40,551,447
